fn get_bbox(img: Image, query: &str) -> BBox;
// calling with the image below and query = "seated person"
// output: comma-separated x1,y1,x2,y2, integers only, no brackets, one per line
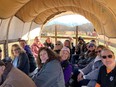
77,45,106,87
68,37,75,55
71,42,89,65
60,47,72,86
77,43,97,69
71,45,105,87
44,37,54,50
19,39,36,73
11,44,30,75
75,37,86,55
31,36,44,59
32,47,65,87
54,41,63,54
95,48,116,87
0,60,36,87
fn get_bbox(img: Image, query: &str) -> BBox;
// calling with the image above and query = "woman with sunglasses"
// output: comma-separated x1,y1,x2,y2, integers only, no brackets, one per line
54,41,63,55
95,48,116,87
76,45,106,87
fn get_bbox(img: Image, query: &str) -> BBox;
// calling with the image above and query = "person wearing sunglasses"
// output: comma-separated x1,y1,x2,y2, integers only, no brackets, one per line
54,41,63,55
76,45,106,87
95,48,116,87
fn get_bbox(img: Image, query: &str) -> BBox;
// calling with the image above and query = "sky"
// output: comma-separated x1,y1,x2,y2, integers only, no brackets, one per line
46,14,90,27
22,14,91,40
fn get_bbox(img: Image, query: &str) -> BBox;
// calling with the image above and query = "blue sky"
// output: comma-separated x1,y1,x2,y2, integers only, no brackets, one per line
46,14,90,27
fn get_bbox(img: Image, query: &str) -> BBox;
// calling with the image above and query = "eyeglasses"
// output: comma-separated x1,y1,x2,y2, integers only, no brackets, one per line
101,55,113,59
55,44,60,45
96,50,101,53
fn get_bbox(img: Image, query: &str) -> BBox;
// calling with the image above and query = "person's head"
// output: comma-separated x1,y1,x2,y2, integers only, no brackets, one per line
46,37,52,43
100,48,115,69
60,47,70,61
88,43,96,51
96,45,106,56
11,44,25,58
0,47,2,59
78,37,84,44
0,60,5,78
18,39,27,48
90,39,96,45
37,47,58,67
68,37,73,43
34,36,40,43
54,41,63,50
64,40,71,48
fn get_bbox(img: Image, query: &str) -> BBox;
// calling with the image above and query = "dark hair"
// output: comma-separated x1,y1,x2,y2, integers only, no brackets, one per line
97,45,106,49
0,60,5,66
91,39,96,42
18,39,27,43
64,40,71,48
78,36,83,41
0,47,2,52
37,47,59,67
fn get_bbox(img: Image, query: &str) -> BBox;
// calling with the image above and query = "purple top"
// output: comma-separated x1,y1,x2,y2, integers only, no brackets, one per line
61,60,72,84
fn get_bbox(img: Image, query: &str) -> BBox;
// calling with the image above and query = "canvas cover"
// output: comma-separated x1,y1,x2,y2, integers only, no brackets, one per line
0,0,116,40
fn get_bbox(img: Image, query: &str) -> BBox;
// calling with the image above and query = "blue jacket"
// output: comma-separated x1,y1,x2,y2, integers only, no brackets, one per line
24,45,36,73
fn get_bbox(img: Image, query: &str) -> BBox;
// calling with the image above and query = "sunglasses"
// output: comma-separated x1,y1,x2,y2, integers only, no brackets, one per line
101,55,113,59
55,44,60,45
96,50,101,53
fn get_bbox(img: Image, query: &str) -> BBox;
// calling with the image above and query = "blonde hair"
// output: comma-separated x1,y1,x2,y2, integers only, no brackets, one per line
54,41,63,50
11,44,25,59
60,47,70,60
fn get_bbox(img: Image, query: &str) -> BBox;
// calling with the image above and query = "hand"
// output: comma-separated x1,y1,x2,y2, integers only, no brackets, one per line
74,64,78,67
77,72,83,81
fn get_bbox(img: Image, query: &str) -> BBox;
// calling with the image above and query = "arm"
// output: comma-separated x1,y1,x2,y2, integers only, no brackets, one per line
63,64,72,84
81,61,93,75
17,53,29,70
84,68,100,80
